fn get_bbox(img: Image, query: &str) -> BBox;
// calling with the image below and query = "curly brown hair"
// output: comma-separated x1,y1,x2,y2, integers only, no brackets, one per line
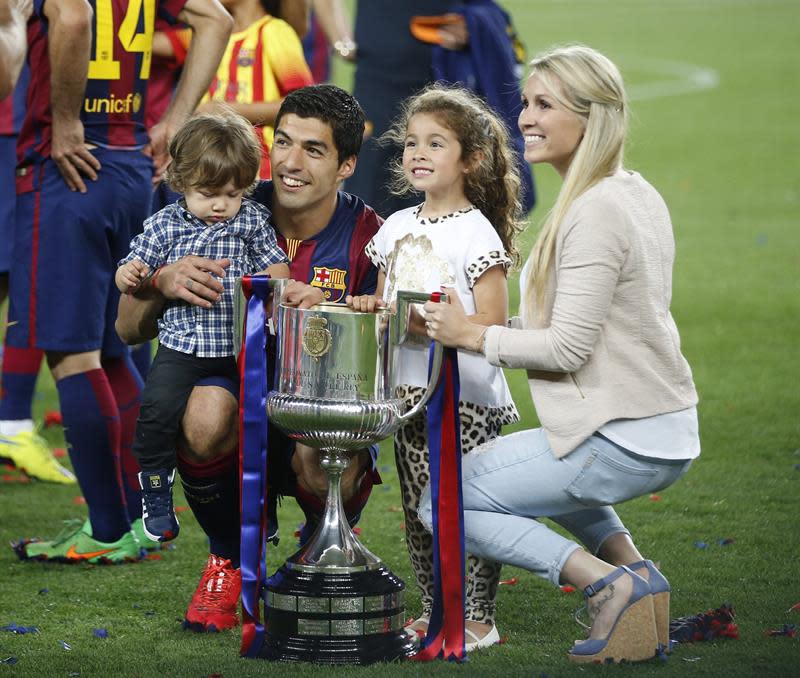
382,84,524,264
164,111,262,195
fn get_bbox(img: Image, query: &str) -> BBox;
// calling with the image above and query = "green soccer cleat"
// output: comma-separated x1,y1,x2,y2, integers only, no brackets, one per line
0,430,76,484
13,519,143,564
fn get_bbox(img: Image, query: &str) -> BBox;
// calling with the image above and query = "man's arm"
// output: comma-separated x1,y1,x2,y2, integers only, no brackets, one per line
115,256,230,344
0,0,31,99
45,0,101,193
115,256,324,344
196,99,283,127
279,0,310,38
149,0,232,181
311,0,355,62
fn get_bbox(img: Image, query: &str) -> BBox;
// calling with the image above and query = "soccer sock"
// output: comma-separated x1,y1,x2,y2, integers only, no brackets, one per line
178,450,241,567
130,342,152,382
102,354,144,520
294,483,325,546
294,471,377,546
0,345,44,430
56,369,129,543
295,469,376,525
343,470,377,526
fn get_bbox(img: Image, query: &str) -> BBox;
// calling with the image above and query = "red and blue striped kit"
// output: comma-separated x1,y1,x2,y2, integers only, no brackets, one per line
17,0,186,168
251,182,381,299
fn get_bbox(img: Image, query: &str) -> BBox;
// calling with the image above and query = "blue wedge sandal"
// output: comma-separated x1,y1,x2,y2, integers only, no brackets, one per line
629,559,671,653
569,565,657,664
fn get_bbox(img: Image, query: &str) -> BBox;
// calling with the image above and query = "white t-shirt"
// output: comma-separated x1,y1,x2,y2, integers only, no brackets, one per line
599,407,700,460
366,204,516,412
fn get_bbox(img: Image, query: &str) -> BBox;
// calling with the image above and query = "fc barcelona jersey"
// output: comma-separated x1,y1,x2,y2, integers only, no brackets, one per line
18,0,186,166
251,182,381,300
203,15,313,179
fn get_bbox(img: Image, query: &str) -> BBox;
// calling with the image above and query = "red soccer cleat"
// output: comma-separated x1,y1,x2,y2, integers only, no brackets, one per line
183,554,241,632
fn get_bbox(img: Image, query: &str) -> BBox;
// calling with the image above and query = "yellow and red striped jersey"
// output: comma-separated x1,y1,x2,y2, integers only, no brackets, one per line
203,15,313,178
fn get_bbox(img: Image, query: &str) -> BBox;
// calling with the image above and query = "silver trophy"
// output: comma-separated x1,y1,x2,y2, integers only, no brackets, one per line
245,290,445,664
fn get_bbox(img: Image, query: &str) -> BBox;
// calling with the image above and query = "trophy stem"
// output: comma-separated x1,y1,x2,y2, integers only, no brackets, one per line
320,449,348,544
286,449,382,572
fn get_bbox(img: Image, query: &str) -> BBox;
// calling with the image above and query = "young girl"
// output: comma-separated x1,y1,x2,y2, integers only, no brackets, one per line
116,112,290,544
348,84,522,651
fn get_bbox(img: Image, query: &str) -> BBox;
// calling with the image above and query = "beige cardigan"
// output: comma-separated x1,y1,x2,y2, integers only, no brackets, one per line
484,170,698,457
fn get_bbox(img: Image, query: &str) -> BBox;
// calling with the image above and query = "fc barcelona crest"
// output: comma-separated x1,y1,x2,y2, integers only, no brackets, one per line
311,267,347,303
302,316,332,360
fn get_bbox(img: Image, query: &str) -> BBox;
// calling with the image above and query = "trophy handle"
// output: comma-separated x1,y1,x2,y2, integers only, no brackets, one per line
233,277,289,359
394,290,448,424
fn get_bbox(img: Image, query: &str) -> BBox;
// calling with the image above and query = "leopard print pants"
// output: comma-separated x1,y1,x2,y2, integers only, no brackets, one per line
394,386,515,624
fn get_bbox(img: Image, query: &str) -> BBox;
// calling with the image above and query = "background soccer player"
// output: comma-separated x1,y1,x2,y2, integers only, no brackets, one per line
0,0,72,484
11,0,232,564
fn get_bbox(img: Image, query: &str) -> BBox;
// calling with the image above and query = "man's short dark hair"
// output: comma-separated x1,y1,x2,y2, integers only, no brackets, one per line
275,85,366,164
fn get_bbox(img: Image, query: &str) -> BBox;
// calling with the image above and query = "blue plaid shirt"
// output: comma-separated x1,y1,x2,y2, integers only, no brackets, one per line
121,198,287,357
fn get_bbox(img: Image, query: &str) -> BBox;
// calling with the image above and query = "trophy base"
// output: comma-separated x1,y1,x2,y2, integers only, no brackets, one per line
260,564,417,665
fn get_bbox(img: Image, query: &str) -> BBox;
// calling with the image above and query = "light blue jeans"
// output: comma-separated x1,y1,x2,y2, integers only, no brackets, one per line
418,428,692,586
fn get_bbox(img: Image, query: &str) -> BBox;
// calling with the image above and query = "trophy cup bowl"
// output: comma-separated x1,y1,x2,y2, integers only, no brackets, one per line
260,293,443,665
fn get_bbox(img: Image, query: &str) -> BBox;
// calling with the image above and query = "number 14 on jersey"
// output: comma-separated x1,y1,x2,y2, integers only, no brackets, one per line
88,0,156,80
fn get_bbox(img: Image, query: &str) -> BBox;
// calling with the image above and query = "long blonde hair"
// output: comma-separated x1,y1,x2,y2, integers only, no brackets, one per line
382,84,524,264
524,45,628,318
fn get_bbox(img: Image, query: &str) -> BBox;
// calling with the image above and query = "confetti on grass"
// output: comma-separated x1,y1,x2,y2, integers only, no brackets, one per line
764,624,797,638
499,576,519,586
694,541,708,549
1,472,31,483
1,624,39,634
670,603,738,643
92,628,109,639
43,411,63,427
59,640,72,651
1,657,19,665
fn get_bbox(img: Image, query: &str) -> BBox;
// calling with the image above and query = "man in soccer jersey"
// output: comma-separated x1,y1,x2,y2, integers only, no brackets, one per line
116,85,383,631
10,0,232,564
0,0,73,483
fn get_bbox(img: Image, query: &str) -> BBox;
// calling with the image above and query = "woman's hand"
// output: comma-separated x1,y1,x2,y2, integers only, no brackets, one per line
423,286,487,352
345,294,386,313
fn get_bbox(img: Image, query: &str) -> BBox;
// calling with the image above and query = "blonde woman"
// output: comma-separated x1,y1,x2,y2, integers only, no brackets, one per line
419,45,699,663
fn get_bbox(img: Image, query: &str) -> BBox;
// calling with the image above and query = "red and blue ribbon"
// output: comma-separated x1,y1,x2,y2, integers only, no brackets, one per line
238,275,273,658
411,341,466,662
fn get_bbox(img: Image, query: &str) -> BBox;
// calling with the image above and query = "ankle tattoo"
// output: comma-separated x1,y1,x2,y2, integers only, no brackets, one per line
589,583,615,620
